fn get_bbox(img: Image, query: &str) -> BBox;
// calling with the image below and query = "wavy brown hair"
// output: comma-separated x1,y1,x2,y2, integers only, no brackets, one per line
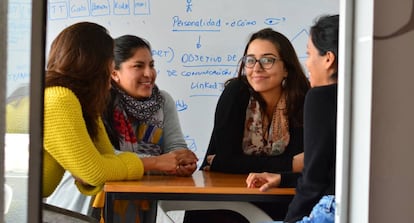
45,22,114,139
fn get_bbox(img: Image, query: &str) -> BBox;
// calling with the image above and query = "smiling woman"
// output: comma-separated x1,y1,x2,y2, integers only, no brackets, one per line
43,32,197,221
184,28,310,223
44,33,198,223
1,0,346,223
96,34,197,222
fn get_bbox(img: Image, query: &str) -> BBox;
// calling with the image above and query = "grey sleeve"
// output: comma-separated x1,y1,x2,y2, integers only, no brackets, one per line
160,90,188,153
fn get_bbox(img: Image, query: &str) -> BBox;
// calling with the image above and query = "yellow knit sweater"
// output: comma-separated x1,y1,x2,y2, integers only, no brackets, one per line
43,86,144,198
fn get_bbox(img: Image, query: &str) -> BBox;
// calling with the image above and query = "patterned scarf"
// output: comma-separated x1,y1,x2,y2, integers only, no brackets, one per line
113,85,164,127
242,94,290,156
111,84,165,156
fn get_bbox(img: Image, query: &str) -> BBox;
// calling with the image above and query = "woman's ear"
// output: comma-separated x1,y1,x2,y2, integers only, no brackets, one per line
325,51,336,69
111,70,120,82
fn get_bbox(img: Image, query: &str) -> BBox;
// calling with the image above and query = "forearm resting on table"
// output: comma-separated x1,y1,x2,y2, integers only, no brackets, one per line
141,156,162,172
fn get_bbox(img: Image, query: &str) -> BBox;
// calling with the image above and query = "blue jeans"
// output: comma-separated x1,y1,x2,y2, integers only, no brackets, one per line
297,195,336,223
262,195,336,223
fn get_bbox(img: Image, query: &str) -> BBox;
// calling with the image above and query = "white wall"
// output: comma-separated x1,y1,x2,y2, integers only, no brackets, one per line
369,0,414,221
340,0,414,222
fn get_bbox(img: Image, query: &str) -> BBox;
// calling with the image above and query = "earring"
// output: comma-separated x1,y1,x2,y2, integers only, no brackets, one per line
282,77,287,88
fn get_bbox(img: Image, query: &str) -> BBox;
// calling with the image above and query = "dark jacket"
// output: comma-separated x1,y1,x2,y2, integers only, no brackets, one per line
201,78,304,187
284,84,337,222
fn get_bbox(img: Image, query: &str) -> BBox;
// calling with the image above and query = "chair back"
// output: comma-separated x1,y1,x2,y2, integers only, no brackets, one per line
43,203,99,223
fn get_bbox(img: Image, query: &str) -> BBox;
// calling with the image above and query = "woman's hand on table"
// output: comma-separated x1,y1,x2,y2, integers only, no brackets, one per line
246,172,281,192
202,154,216,171
141,148,198,175
176,162,197,177
170,148,198,176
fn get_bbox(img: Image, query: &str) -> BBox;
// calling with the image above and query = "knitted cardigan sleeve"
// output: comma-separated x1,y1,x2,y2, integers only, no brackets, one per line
43,86,144,197
159,90,188,153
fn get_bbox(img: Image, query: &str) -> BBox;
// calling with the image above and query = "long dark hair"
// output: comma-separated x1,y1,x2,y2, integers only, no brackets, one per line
103,35,152,149
234,28,310,127
310,14,340,80
45,22,114,139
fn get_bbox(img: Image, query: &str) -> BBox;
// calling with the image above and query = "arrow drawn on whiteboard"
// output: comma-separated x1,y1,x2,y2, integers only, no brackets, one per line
290,28,309,59
196,35,202,49
264,17,286,25
291,28,309,42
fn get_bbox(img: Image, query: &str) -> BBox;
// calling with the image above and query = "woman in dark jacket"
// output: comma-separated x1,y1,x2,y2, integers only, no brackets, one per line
246,14,340,223
185,27,310,222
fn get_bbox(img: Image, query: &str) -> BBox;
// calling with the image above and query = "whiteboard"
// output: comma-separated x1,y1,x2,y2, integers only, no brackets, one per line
44,0,339,164
7,0,31,97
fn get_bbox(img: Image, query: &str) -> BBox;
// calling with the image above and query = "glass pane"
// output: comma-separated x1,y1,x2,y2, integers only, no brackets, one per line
5,0,31,221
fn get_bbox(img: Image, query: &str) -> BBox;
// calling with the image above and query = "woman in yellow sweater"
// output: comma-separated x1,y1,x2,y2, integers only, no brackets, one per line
42,22,195,201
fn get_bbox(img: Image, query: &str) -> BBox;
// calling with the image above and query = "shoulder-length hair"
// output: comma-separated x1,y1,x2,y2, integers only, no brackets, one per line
45,22,114,138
